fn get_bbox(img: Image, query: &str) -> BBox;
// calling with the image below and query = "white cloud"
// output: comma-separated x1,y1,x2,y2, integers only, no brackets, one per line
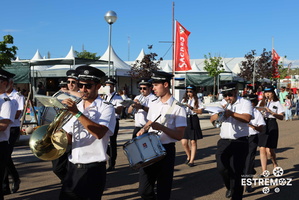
1,29,21,33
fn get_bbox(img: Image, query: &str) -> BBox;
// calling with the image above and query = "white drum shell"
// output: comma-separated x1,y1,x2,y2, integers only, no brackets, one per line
123,132,166,170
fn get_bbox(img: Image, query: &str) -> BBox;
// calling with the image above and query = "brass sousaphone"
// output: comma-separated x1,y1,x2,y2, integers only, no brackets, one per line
29,92,81,160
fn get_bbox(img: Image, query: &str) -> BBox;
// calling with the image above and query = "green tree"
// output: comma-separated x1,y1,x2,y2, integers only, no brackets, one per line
128,52,162,79
203,53,224,101
0,35,18,68
238,49,272,84
75,50,100,60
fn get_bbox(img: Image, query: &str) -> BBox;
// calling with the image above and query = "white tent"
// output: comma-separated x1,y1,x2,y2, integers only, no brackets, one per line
135,49,145,62
30,50,49,71
92,45,131,76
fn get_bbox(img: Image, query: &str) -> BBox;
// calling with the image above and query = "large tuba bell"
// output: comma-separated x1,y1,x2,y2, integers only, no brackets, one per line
29,93,81,160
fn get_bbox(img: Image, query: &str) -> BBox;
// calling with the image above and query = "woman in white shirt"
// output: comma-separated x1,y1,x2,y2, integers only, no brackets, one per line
181,85,204,167
257,85,284,176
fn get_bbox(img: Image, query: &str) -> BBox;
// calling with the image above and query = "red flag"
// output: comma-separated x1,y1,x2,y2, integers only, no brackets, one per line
272,49,280,78
174,21,192,71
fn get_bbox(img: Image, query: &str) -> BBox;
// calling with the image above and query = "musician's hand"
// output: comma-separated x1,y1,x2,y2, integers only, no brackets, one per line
225,110,234,117
62,98,79,115
60,88,69,93
151,122,163,131
136,127,146,137
132,102,142,110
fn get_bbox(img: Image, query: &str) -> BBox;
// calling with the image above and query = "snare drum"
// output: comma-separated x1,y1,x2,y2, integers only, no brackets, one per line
123,132,167,170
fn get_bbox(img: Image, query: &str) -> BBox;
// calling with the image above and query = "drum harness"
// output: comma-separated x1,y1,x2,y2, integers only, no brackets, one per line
146,99,179,135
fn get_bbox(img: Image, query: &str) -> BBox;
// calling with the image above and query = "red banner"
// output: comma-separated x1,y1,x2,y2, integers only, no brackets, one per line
272,49,280,78
174,21,192,71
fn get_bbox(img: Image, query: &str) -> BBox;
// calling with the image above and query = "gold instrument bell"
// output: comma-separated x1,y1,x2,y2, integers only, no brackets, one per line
29,124,68,160
29,91,82,161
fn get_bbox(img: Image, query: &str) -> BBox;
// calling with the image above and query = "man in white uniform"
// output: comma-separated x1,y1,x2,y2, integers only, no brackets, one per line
137,71,187,200
0,69,15,199
244,94,265,193
52,70,79,182
104,78,123,171
128,79,156,138
3,78,24,194
210,82,252,199
59,65,116,200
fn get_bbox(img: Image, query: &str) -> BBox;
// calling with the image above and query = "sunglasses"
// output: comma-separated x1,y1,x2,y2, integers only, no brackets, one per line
77,83,94,89
67,80,77,84
139,87,148,90
186,90,193,93
223,92,234,97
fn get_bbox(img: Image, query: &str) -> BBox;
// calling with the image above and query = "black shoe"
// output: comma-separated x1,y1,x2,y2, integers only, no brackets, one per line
184,160,190,165
225,189,232,198
11,179,21,193
3,188,11,195
188,163,195,167
246,185,254,193
107,166,115,172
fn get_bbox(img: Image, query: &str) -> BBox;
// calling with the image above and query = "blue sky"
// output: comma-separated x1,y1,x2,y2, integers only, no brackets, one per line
1,0,298,61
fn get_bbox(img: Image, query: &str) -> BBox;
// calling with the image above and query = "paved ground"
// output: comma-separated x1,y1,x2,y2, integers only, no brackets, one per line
4,114,299,200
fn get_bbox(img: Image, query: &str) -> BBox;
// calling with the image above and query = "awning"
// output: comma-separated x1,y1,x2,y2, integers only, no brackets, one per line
5,62,30,83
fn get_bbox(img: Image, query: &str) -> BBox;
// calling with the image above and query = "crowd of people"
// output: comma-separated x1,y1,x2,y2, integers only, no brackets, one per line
0,64,295,200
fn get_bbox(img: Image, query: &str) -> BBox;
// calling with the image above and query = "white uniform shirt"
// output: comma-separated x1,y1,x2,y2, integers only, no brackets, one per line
106,92,123,119
0,93,14,142
134,93,156,127
181,98,204,115
63,95,116,164
219,97,253,139
257,100,284,118
7,89,25,127
147,96,187,144
248,108,266,136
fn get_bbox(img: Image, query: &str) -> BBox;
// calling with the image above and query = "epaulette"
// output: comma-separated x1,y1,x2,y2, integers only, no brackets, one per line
4,97,11,101
152,98,158,102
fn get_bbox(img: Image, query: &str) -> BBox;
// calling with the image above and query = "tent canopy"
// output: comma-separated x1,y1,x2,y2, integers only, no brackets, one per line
30,58,109,66
5,62,30,83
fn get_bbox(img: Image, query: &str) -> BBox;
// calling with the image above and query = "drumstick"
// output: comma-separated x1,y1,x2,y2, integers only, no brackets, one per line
143,114,161,132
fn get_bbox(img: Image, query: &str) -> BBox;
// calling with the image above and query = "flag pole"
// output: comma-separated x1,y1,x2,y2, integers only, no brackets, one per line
171,1,175,95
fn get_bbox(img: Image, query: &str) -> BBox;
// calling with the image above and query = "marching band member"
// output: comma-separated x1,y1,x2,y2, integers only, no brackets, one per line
66,70,79,92
210,82,252,199
104,78,123,171
244,94,265,193
128,79,156,138
0,69,15,199
137,71,187,200
3,78,24,194
180,85,204,167
257,85,284,176
52,70,79,182
59,65,116,200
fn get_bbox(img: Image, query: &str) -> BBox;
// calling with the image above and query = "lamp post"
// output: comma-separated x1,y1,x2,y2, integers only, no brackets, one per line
104,10,117,78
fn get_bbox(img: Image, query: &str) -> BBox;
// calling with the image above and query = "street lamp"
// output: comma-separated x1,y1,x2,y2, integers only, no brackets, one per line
104,10,117,78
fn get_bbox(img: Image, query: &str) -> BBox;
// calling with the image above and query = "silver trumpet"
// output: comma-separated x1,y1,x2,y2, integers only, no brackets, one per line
213,101,231,128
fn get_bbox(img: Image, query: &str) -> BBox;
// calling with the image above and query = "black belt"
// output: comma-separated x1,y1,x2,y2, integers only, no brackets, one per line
264,118,276,121
73,161,106,169
222,136,248,141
